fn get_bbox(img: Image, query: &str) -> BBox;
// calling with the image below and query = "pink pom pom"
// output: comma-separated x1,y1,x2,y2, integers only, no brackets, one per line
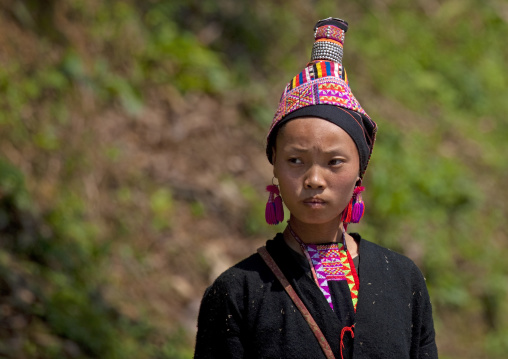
266,185,279,195
353,186,365,195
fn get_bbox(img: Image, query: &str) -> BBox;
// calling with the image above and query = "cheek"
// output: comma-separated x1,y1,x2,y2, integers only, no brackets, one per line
275,172,301,204
329,172,358,196
277,174,297,197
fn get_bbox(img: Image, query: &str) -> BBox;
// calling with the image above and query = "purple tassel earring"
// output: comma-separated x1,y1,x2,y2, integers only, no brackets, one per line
350,186,365,223
341,186,365,227
265,182,284,225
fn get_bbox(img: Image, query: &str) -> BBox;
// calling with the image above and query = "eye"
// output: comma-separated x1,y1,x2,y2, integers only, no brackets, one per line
288,157,303,165
329,158,343,166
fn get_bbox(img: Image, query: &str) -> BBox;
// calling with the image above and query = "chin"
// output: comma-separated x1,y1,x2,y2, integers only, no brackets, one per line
291,213,341,226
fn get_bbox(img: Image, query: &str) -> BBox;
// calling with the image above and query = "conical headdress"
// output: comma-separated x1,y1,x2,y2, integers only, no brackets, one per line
266,18,377,178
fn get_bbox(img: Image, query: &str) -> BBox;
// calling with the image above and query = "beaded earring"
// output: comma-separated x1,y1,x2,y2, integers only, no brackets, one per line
265,179,284,225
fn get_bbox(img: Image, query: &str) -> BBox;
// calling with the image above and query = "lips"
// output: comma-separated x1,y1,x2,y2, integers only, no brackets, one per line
303,197,326,206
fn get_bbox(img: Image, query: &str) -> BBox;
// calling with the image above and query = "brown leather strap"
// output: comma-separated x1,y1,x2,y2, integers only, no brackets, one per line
257,246,336,359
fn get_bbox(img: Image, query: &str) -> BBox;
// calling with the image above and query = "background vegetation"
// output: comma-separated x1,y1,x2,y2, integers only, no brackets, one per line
0,0,507,357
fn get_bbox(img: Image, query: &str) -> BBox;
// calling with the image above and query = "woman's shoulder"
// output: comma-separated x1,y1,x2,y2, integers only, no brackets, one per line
355,234,427,282
358,235,416,264
206,234,285,293
207,253,262,293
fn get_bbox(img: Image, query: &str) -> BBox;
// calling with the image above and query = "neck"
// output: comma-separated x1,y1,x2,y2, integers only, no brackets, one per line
283,216,359,257
287,217,343,244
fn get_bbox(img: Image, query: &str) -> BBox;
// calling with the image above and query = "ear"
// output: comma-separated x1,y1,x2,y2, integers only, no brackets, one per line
271,148,277,165
355,176,361,186
272,152,278,178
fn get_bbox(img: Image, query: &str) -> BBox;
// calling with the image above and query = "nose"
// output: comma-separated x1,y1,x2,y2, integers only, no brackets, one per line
304,165,326,189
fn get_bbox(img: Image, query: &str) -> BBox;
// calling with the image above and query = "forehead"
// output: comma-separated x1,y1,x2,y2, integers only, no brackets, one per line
277,117,357,152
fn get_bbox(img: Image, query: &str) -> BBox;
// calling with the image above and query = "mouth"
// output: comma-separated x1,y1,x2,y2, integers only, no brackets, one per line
303,197,326,207
304,198,325,203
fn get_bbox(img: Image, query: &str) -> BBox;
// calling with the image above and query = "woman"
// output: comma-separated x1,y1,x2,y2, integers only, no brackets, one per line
194,17,437,359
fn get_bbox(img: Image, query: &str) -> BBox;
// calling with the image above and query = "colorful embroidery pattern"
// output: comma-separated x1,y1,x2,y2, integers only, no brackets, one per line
307,243,359,311
287,62,342,90
270,63,369,132
315,25,345,44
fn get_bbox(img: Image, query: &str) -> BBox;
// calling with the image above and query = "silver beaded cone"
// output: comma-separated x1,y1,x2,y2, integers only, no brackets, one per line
310,17,348,65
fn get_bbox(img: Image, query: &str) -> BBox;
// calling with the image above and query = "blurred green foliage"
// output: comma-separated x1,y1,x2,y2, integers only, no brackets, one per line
1,0,508,357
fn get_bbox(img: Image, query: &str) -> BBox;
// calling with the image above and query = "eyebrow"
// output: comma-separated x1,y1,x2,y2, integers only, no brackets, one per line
284,146,308,152
283,145,347,154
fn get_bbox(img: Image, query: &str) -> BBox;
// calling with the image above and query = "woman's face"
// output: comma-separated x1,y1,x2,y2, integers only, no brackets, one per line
273,117,360,226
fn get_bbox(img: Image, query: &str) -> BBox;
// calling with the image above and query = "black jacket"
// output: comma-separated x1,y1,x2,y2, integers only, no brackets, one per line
194,234,438,358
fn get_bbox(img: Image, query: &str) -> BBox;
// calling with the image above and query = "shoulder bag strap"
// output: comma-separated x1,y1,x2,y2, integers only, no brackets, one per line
257,246,336,359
